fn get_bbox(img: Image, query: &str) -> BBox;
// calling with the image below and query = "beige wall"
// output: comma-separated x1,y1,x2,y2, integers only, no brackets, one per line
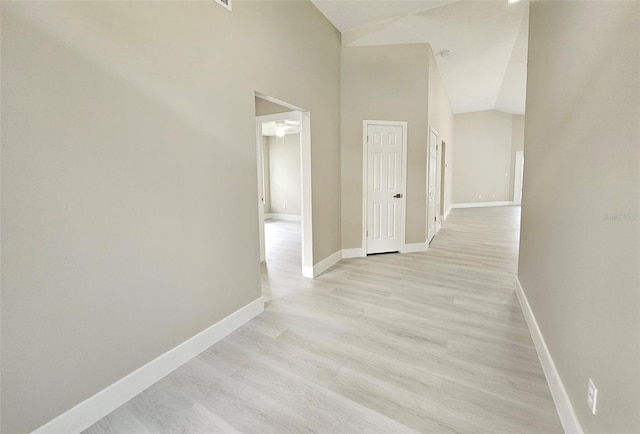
267,134,301,216
0,1,341,432
341,43,454,249
519,1,639,433
341,44,430,248
427,49,454,217
511,114,525,151
255,96,292,116
452,110,516,204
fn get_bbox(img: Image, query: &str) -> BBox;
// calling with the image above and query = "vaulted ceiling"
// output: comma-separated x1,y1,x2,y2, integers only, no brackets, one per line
311,0,529,114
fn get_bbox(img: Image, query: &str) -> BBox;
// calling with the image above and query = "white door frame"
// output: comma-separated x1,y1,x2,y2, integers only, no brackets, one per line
362,120,408,254
439,140,447,218
427,127,439,243
256,122,267,263
513,150,524,204
255,95,313,278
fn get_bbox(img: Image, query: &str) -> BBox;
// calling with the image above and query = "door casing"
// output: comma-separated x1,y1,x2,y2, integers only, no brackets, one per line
427,127,438,243
513,151,524,204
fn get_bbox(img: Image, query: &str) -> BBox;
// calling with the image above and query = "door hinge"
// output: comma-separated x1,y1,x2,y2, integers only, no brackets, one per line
367,136,369,143
366,230,369,237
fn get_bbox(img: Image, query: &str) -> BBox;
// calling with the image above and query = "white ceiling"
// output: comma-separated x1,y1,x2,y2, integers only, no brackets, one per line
311,0,529,114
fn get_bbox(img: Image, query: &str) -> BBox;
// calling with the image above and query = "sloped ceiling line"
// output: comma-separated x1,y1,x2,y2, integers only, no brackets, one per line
312,0,529,115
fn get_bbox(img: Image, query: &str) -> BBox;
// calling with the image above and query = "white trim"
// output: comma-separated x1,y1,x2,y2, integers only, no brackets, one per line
265,213,301,222
32,298,264,434
255,119,267,263
362,120,409,255
213,0,232,12
312,250,342,278
299,111,314,277
342,248,366,259
514,278,584,434
438,140,447,221
302,266,314,279
255,111,299,124
401,242,428,253
427,126,439,244
443,205,452,220
450,201,515,209
513,150,524,205
255,92,307,113
400,124,409,254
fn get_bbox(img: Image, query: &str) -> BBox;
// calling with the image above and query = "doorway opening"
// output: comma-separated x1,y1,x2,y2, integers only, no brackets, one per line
255,94,313,278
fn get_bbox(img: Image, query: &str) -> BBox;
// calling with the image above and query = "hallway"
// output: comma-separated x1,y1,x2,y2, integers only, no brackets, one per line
86,207,562,433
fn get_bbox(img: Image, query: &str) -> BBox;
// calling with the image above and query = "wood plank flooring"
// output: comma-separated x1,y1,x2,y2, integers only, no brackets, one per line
85,207,563,433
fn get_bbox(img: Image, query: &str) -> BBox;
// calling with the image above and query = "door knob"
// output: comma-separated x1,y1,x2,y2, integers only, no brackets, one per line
394,193,403,198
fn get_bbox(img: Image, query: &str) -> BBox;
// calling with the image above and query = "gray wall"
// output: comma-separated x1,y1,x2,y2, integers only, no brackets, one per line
341,43,453,248
452,110,523,204
267,134,301,216
255,96,292,116
341,44,429,247
0,1,341,432
519,1,639,433
511,114,525,152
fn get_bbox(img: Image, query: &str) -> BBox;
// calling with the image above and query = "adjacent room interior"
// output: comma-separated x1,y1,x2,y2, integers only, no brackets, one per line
259,113,303,272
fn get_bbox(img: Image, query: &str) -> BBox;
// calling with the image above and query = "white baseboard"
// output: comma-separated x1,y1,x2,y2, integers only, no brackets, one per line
265,213,301,222
342,248,366,259
514,278,583,434
443,205,452,220
451,201,515,209
342,245,426,258
402,242,427,253
306,243,437,279
302,266,314,278
33,298,264,434
312,250,342,277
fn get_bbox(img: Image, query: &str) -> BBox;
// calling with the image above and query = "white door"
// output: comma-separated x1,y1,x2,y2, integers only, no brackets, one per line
427,128,438,243
366,124,404,254
256,130,266,262
514,151,524,204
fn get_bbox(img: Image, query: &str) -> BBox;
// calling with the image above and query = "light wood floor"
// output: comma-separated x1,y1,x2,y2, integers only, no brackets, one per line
85,207,563,433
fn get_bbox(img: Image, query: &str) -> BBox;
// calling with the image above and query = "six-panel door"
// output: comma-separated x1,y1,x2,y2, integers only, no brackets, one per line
366,124,404,254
